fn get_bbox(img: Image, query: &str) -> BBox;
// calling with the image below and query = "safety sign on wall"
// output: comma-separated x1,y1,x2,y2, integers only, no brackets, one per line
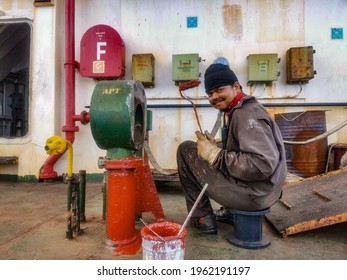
80,24,125,79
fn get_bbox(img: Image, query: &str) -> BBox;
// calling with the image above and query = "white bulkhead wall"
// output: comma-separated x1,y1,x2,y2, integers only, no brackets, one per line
0,0,346,179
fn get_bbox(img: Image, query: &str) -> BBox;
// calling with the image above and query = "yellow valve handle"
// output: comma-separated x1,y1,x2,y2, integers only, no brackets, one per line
45,136,67,155
44,136,73,177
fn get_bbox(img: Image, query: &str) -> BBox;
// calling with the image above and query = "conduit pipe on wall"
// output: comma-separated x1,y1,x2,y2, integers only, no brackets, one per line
39,0,88,180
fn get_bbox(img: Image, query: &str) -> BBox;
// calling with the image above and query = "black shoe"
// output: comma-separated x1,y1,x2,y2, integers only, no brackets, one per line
214,207,234,225
191,214,217,234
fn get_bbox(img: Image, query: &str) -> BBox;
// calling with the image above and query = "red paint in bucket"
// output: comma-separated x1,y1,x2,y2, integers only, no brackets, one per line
141,221,187,260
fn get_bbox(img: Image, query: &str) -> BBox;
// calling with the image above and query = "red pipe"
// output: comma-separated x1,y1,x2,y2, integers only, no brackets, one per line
39,0,79,180
62,0,79,143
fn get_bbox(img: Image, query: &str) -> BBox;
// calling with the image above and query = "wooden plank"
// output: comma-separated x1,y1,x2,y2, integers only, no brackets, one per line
266,168,347,237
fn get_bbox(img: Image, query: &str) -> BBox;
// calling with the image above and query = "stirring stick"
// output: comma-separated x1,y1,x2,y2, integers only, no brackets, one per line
177,183,209,236
140,218,167,243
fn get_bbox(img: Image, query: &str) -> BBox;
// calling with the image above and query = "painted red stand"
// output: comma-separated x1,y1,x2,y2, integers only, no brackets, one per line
105,154,165,255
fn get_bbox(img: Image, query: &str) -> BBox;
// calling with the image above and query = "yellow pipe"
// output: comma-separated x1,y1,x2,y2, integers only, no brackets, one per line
66,141,73,177
44,136,73,177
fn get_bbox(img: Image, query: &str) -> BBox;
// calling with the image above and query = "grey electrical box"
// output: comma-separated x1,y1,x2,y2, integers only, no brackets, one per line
172,53,200,84
247,53,279,84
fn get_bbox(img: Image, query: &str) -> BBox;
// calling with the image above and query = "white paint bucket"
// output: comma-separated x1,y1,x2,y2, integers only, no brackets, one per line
141,221,187,260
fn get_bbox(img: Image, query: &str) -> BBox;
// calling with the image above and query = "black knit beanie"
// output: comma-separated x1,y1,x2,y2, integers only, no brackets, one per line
204,64,239,93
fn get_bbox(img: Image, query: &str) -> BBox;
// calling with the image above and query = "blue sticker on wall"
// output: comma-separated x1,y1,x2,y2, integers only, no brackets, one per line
187,17,198,28
331,28,343,39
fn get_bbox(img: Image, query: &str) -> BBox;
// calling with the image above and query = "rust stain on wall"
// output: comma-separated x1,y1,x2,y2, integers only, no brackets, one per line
256,0,304,43
2,0,32,10
2,0,12,10
222,4,242,40
280,0,292,9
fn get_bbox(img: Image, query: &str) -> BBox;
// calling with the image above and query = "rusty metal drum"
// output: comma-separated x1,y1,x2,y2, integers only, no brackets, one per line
275,110,328,178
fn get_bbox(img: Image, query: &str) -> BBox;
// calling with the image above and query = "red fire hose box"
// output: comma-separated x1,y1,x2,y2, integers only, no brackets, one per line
80,24,125,79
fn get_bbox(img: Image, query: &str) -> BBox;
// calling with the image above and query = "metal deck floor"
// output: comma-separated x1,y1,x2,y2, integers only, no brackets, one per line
0,180,346,260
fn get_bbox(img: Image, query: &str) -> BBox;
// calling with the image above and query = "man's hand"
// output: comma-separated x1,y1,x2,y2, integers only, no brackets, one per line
196,131,221,165
204,130,222,146
204,130,217,146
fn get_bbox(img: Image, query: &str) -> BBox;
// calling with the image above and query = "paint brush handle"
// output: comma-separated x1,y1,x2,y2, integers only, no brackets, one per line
140,218,167,243
177,183,209,236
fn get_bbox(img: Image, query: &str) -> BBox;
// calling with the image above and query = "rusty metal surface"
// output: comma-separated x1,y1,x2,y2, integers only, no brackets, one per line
266,168,347,237
275,111,328,178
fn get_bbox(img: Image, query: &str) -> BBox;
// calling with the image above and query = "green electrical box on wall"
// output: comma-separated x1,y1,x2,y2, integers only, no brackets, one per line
172,53,200,84
247,53,279,85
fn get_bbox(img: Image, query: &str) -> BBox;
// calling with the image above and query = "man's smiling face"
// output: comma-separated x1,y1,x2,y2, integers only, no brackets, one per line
207,84,238,111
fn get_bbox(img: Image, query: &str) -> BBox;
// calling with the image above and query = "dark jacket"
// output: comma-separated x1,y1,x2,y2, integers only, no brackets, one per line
213,95,287,209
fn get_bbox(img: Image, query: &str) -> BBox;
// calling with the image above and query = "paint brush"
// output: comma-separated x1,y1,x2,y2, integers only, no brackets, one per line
178,80,203,133
177,183,209,236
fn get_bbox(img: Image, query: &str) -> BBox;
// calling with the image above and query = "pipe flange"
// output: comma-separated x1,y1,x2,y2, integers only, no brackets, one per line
104,158,143,170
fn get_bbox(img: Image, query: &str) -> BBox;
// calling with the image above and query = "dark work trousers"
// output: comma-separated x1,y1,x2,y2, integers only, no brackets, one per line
177,140,255,218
